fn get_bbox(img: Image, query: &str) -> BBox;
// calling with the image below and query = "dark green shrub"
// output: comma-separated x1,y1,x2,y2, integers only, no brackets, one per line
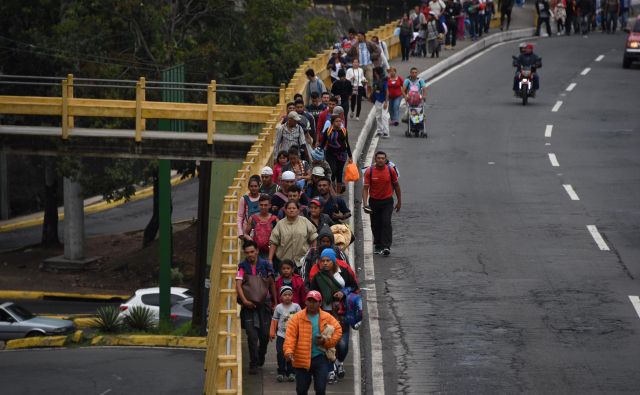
95,305,122,333
124,306,155,331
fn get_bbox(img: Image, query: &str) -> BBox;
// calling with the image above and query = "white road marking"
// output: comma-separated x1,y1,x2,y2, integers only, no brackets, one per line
566,83,577,91
346,182,361,395
545,142,551,146
548,153,560,167
545,124,553,137
488,162,495,165
587,225,610,251
361,132,386,395
629,296,640,319
552,101,563,112
581,67,591,75
99,390,112,395
596,55,605,62
562,184,580,200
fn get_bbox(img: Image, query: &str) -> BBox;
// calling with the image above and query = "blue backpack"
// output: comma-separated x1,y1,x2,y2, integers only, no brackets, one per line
344,292,362,328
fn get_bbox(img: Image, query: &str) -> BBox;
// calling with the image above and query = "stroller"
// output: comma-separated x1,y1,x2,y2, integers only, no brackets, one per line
404,90,427,138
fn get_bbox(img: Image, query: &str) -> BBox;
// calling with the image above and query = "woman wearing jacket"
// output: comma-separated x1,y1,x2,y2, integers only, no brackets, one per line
310,248,359,383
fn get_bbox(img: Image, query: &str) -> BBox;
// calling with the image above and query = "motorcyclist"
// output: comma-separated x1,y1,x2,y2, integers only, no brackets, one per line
513,43,541,96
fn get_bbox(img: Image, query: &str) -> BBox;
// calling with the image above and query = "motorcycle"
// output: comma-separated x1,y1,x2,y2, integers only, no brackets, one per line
512,56,541,106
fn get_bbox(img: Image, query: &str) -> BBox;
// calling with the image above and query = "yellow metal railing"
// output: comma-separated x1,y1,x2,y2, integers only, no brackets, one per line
203,19,400,395
0,76,274,144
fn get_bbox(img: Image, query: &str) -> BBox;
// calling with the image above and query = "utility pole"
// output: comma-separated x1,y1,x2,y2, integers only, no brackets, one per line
63,177,85,260
0,150,8,220
193,161,211,335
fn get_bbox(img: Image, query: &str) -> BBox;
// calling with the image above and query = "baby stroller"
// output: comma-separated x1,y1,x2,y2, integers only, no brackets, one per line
404,90,427,138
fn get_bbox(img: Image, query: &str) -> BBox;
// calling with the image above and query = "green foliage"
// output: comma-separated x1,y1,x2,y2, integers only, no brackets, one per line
172,321,199,337
95,305,122,333
124,306,156,331
170,267,184,286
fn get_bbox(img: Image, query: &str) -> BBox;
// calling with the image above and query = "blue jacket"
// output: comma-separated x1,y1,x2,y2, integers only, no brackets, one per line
238,257,274,278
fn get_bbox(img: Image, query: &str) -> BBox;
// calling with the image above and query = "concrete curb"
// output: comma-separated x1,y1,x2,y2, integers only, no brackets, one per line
4,331,206,350
0,174,189,233
0,290,130,302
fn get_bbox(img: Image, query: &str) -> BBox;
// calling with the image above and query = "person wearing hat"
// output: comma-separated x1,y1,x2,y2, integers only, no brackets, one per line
304,197,335,232
309,248,359,382
301,226,353,288
284,290,342,394
275,111,310,164
271,170,299,215
259,166,278,196
305,166,327,199
270,284,302,382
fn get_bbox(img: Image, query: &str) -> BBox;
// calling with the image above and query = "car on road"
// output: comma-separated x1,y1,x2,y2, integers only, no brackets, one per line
623,16,640,68
0,302,75,340
171,297,194,327
118,287,193,324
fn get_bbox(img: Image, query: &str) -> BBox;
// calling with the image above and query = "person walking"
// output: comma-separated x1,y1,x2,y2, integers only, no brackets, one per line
283,290,342,395
347,31,382,83
270,285,301,382
426,12,442,58
535,0,553,36
330,69,353,124
387,67,404,127
269,200,318,272
500,0,516,30
346,59,367,121
318,115,352,194
237,175,262,241
275,112,310,163
244,194,278,259
362,151,401,256
370,66,390,139
398,13,414,61
309,248,360,383
259,166,278,196
444,0,462,49
305,68,327,105
235,240,277,375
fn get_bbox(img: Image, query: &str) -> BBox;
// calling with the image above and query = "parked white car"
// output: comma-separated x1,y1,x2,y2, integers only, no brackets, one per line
118,287,193,323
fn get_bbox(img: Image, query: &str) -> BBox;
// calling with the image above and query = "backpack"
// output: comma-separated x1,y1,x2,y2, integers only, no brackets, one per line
243,195,260,219
250,214,277,253
366,162,399,185
406,79,423,106
344,292,363,327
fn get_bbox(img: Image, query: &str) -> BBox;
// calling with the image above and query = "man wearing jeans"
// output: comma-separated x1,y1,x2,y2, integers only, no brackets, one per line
362,151,402,256
284,291,342,395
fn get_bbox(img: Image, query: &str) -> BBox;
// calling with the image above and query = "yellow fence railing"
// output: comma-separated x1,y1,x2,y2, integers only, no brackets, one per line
203,19,400,395
0,76,274,144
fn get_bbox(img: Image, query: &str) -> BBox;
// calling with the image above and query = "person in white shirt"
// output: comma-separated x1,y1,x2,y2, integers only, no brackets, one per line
345,59,367,120
429,0,446,17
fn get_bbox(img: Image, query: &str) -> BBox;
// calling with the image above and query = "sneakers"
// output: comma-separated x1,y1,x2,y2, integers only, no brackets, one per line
328,370,337,384
382,133,390,139
374,248,383,255
355,116,360,121
350,112,354,119
352,321,362,330
336,362,346,379
288,373,296,382
276,374,285,382
382,248,391,256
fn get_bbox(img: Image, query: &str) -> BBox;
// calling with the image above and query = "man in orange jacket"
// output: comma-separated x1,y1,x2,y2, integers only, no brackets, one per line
284,290,342,395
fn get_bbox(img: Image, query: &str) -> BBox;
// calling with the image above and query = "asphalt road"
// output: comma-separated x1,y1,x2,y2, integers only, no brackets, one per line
361,34,640,394
0,178,199,251
0,347,205,395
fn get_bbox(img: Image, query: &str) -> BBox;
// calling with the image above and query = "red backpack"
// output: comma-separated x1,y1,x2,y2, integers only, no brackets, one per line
251,214,278,253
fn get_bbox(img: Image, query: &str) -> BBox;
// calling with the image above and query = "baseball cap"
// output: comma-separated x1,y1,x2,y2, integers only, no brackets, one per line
261,166,273,176
309,198,322,207
333,106,344,115
288,111,301,121
306,290,322,302
311,167,325,177
281,171,296,181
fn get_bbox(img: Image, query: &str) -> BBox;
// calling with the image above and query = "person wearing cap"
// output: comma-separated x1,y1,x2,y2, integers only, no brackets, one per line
304,197,335,232
512,43,541,94
260,166,278,197
309,248,359,382
330,69,353,124
305,166,327,199
236,240,277,375
275,112,310,164
284,290,342,395
269,200,318,271
270,170,310,215
270,284,302,382
318,115,352,194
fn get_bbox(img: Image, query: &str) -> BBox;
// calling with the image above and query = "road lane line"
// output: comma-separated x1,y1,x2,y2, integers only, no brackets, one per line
548,153,560,167
581,67,591,75
362,132,386,395
587,225,610,251
99,390,112,395
545,124,553,137
552,101,563,112
629,296,640,319
562,184,580,200
566,83,577,91
596,55,605,62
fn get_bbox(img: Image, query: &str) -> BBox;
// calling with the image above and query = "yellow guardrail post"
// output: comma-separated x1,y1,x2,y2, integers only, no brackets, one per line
67,74,75,130
61,79,69,139
135,77,146,143
207,80,216,145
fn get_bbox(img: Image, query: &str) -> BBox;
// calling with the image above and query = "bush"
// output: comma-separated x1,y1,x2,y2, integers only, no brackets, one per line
170,267,184,285
95,305,122,333
124,306,155,331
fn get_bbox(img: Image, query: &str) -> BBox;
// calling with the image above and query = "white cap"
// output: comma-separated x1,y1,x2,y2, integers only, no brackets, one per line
281,171,296,181
260,166,273,176
311,167,325,177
